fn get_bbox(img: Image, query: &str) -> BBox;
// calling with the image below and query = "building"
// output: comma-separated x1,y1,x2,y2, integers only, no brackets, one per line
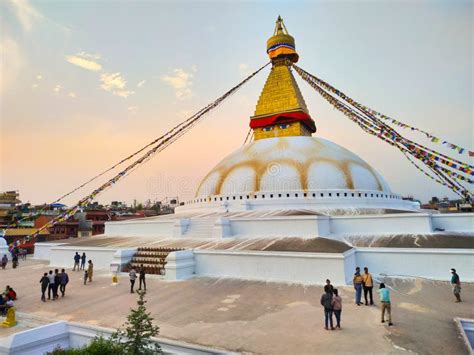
34,17,473,286
49,210,110,239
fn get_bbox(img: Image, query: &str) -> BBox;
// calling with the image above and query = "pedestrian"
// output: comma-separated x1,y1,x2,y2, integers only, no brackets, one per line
5,286,17,300
332,288,342,329
129,268,137,293
362,267,374,306
1,254,7,269
325,279,334,294
450,268,462,303
53,269,60,300
138,264,146,291
47,270,55,300
80,252,86,270
73,252,81,271
320,285,335,330
40,272,49,302
353,267,363,306
87,260,93,282
377,283,393,326
59,269,69,297
83,270,88,285
12,253,18,268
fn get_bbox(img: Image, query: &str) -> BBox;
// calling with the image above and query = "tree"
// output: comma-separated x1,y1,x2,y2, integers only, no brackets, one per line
112,291,163,355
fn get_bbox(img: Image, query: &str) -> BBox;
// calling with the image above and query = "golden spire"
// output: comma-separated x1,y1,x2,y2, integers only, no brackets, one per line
250,17,316,140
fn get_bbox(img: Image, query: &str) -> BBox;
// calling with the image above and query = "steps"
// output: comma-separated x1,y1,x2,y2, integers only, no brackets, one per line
183,218,215,238
124,247,184,275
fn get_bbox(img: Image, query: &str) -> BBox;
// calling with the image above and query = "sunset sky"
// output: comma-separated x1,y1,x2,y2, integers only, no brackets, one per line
1,0,472,206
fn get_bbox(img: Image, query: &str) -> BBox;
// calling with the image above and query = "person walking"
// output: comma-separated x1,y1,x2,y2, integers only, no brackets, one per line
1,254,7,269
73,252,81,271
450,268,462,303
363,267,374,306
80,252,86,270
129,268,137,293
83,270,88,285
87,260,93,282
353,267,363,306
320,285,335,330
332,288,342,329
138,264,146,291
40,272,50,302
47,270,55,300
378,283,393,326
325,279,334,295
53,269,60,300
59,269,69,297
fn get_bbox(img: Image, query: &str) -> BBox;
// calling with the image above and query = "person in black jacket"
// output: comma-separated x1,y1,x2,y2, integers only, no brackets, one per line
320,285,335,330
40,273,50,302
53,269,60,300
138,264,146,291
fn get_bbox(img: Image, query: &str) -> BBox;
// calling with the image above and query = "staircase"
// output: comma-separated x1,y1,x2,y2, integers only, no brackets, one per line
124,247,184,275
183,218,215,238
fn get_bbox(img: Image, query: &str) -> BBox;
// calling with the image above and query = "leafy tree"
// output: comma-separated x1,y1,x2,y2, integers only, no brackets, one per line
112,290,163,354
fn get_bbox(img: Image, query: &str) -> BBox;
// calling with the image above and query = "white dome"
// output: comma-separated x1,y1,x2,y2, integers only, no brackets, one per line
196,136,391,197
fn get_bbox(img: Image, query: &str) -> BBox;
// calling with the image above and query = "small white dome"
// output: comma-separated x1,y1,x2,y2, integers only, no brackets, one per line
196,136,390,197
0,237,7,247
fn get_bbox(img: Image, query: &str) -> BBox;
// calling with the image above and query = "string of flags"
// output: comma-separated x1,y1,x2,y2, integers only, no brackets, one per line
293,64,472,198
20,62,270,241
303,69,473,157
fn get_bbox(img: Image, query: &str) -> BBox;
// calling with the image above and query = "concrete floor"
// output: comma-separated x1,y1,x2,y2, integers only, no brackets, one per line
0,259,472,354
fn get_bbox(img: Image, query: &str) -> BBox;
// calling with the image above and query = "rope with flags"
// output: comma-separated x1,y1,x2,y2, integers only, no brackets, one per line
292,64,472,198
7,62,270,241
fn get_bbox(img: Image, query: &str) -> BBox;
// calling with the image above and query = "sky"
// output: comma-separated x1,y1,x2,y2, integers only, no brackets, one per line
0,0,472,206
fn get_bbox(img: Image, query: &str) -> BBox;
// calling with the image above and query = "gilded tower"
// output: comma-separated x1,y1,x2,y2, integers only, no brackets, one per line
250,16,316,140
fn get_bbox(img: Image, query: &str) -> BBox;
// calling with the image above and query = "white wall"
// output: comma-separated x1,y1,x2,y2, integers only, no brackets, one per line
230,216,330,238
47,246,119,270
431,213,474,232
330,213,433,235
33,243,66,260
194,250,347,285
0,320,230,355
104,219,174,237
355,248,474,282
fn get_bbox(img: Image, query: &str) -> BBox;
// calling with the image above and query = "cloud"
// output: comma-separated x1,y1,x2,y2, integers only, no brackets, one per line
68,92,76,98
137,80,146,88
36,74,42,80
161,68,195,99
53,84,62,93
66,52,102,71
7,0,44,32
0,36,24,96
100,72,134,98
127,106,138,114
31,83,38,89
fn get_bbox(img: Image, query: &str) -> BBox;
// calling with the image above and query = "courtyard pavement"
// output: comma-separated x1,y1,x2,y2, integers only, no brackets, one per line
0,259,472,354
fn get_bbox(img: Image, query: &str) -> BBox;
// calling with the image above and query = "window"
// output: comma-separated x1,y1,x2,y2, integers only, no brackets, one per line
232,196,236,200
295,193,298,198
278,194,282,198
337,193,340,197
351,193,355,197
240,196,243,200
270,194,273,198
226,197,229,200
247,195,250,199
279,123,290,129
312,193,316,197
329,193,332,197
303,193,307,197
262,194,265,199
287,193,290,197
220,197,223,201
263,126,273,132
320,193,324,197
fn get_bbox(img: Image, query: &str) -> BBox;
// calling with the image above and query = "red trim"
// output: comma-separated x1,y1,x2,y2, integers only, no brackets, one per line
250,111,316,132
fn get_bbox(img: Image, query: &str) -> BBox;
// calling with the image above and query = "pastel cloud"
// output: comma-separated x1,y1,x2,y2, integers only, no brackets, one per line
137,80,146,88
0,36,23,96
161,67,196,99
238,63,251,76
53,84,62,93
7,0,44,32
100,72,134,98
66,52,102,71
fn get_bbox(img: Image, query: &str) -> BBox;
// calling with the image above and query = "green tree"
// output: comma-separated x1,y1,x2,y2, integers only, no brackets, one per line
112,290,163,355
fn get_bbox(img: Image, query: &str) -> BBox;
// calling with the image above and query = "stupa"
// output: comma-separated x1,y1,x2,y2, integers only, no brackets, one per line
178,16,418,215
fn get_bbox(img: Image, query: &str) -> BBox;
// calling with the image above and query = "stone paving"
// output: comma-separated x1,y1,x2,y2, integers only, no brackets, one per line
0,259,472,354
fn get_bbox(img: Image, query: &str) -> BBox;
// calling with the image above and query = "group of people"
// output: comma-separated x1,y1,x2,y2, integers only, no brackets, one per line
73,252,87,271
39,269,69,301
128,265,147,293
0,286,17,316
320,279,342,330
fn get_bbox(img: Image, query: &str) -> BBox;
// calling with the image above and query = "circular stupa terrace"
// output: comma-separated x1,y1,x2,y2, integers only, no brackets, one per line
32,16,474,288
